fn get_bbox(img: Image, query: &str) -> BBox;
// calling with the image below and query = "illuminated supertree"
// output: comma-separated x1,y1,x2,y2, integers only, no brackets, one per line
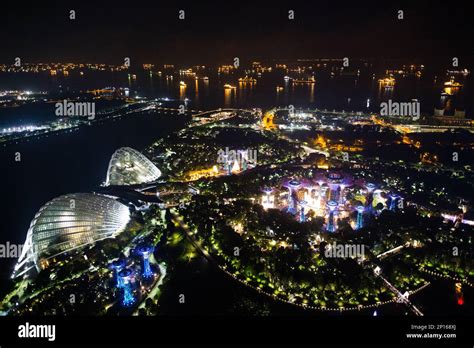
355,205,365,230
366,183,376,212
325,172,352,205
320,185,329,201
137,245,155,279
111,258,126,288
326,200,338,232
226,156,232,175
389,194,398,211
262,187,275,210
339,184,346,204
119,268,135,306
286,180,301,215
299,201,308,222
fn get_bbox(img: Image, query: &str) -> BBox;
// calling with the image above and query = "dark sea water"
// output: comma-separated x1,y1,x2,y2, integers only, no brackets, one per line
1,68,473,117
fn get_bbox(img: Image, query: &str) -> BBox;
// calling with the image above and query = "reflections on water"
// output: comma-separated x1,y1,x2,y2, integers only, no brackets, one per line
1,68,470,113
224,87,232,108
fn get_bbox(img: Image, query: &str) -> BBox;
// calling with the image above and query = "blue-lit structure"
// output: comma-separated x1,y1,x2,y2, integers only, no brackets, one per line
263,171,403,233
366,183,376,213
338,184,346,204
329,185,339,202
366,183,376,192
137,245,155,279
119,268,135,306
320,185,329,202
326,200,338,232
355,206,365,230
286,180,301,215
111,259,126,288
299,201,307,222
287,194,296,214
389,194,398,211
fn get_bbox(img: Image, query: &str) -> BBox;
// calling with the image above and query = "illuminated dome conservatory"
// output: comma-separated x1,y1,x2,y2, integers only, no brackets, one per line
12,193,130,278
105,147,161,186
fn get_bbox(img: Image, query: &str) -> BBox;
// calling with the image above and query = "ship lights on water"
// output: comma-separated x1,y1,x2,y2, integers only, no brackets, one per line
2,125,47,135
378,76,395,88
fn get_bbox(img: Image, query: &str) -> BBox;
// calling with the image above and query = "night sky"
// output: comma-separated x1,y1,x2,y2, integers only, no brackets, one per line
1,0,473,65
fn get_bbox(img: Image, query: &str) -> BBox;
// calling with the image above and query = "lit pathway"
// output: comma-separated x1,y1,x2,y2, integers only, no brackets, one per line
133,262,167,315
376,243,410,260
376,271,424,316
